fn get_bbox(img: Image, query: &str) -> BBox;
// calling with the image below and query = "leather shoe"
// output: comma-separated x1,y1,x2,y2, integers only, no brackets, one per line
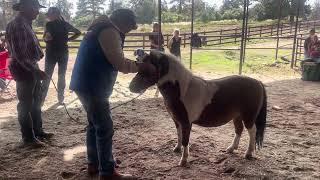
87,164,98,176
20,138,46,148
36,132,54,140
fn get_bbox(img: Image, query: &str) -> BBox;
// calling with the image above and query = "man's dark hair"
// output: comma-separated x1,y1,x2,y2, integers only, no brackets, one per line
110,9,136,28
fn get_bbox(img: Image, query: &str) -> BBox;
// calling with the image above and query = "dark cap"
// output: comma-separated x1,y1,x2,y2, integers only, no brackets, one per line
13,0,45,11
111,9,137,30
46,7,61,16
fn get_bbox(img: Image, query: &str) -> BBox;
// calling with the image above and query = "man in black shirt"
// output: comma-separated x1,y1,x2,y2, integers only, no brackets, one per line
41,7,81,105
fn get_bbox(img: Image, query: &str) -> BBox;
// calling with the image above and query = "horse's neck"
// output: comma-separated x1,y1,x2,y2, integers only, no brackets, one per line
158,60,193,98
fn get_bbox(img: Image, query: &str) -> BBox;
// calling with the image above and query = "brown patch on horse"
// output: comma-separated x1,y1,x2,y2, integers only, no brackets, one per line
129,51,267,166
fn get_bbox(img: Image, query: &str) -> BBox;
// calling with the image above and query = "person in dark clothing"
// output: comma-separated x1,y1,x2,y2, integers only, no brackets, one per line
191,33,202,48
168,29,181,59
70,9,156,179
6,0,53,148
149,22,164,51
41,7,81,105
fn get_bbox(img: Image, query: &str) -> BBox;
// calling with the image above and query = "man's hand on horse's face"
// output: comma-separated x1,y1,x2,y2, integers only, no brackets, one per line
137,62,157,77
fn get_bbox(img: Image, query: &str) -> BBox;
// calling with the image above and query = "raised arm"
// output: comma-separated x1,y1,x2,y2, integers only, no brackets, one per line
98,28,138,74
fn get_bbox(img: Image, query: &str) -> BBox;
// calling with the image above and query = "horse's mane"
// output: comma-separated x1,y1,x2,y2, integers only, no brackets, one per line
158,54,194,98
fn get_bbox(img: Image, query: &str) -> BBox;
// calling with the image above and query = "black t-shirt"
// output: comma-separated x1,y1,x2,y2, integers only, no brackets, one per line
45,20,77,54
170,37,181,56
149,32,164,49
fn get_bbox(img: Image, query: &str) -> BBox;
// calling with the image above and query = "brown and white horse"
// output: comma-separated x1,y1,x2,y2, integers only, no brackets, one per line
129,51,267,166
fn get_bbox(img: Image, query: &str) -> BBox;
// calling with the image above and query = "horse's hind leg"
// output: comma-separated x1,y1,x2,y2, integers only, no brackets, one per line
173,121,182,153
226,117,243,153
244,122,257,159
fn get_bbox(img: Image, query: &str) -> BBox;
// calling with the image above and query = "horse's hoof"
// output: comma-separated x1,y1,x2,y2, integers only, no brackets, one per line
245,153,253,160
173,146,182,153
179,159,188,167
226,147,234,153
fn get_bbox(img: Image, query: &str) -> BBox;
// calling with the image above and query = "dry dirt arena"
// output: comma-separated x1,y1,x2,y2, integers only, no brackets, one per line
0,57,320,180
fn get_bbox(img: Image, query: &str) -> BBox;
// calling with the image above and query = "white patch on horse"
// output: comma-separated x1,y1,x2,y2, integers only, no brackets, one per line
245,125,257,158
226,134,241,153
157,53,218,123
174,124,182,152
179,145,189,166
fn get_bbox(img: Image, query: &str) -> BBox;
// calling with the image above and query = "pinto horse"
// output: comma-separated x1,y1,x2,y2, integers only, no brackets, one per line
129,51,267,166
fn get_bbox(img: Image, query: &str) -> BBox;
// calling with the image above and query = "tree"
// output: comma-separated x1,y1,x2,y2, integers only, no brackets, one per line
170,0,189,14
56,0,73,21
311,0,320,20
76,0,106,20
0,0,17,30
129,0,156,24
220,0,242,13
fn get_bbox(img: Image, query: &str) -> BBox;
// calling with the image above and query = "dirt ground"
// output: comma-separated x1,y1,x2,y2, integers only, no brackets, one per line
0,56,320,180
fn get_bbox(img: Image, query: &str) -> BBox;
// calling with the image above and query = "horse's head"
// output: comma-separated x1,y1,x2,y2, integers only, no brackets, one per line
129,50,169,93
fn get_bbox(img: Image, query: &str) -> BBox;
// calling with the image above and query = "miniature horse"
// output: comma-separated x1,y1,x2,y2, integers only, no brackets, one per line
129,51,267,166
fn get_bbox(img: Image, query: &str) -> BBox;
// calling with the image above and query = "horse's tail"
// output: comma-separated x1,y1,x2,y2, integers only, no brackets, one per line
255,83,267,150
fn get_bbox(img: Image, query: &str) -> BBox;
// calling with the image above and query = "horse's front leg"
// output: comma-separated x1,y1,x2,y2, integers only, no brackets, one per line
173,121,182,153
179,123,192,167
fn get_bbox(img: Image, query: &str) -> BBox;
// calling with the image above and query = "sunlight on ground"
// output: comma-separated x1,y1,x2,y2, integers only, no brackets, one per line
0,116,14,133
32,156,48,172
63,145,86,162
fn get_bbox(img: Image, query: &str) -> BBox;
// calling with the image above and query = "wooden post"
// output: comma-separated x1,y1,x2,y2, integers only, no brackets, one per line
219,29,222,44
299,22,301,32
142,35,145,49
280,23,283,36
260,26,262,37
247,27,250,42
235,28,238,43
184,34,186,48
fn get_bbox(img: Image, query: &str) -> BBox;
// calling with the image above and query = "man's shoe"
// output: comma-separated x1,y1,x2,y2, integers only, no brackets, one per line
20,138,46,148
99,170,138,180
36,132,54,140
87,164,99,176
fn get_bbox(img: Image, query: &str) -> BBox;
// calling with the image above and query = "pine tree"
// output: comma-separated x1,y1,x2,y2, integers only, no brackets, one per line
76,0,106,20
56,0,73,21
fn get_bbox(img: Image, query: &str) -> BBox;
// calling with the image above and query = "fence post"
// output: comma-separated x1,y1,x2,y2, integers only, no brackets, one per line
271,25,273,36
280,23,283,36
247,27,250,42
235,28,238,43
142,34,145,49
184,34,186,48
299,22,301,32
260,26,262,37
219,29,222,44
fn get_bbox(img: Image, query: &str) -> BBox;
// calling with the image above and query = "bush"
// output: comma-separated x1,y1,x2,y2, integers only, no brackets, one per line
72,16,93,28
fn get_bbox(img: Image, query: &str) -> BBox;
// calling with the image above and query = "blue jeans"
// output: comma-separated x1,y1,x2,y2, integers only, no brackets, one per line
41,52,68,103
76,92,115,176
